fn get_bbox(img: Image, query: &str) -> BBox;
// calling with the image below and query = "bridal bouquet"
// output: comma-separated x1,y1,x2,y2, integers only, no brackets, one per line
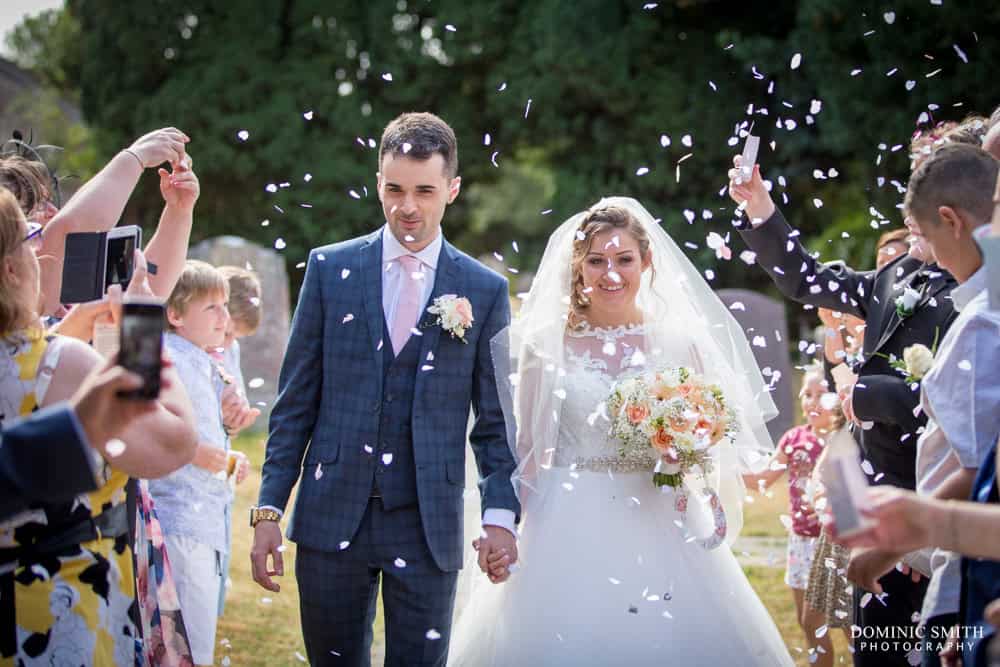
607,366,738,489
607,366,738,550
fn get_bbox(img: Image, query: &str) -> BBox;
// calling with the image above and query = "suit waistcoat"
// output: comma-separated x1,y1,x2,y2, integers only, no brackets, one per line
372,316,421,510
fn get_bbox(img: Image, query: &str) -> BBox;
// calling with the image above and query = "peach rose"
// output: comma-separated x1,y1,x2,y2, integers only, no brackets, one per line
669,415,690,432
676,383,693,397
650,428,674,453
626,403,650,424
454,297,474,327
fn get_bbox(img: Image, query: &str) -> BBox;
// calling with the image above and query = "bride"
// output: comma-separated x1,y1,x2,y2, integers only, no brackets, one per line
448,198,794,665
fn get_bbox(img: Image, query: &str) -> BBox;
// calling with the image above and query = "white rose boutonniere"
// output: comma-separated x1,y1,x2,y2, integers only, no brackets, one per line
902,344,935,381
876,328,940,385
427,294,474,343
895,286,922,319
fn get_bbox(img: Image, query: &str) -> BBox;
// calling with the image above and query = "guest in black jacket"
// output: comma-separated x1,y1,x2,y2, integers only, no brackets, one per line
729,156,958,667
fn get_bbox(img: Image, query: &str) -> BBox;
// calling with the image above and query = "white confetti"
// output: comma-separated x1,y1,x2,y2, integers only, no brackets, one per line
315,462,323,480
635,166,650,176
681,134,693,147
275,238,287,250
394,557,407,568
426,629,442,640
339,540,350,550
812,198,824,209
265,183,277,193
237,130,249,142
260,597,273,605
660,134,671,147
883,11,896,24
790,53,802,70
342,314,354,324
248,378,265,389
382,453,394,466
445,24,456,32
341,269,351,279
958,360,972,371
295,652,308,663
105,439,127,457
303,110,314,120
382,72,393,81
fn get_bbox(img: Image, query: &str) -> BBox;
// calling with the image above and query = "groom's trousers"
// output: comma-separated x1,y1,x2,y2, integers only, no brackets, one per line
295,498,458,667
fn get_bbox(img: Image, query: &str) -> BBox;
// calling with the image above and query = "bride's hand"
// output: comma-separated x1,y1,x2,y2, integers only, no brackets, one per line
727,156,776,224
474,526,518,584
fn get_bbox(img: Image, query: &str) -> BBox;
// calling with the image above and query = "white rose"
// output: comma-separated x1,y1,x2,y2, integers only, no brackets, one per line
903,344,934,380
899,286,921,311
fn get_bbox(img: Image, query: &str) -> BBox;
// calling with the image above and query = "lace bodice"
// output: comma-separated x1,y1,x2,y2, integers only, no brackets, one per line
552,322,652,468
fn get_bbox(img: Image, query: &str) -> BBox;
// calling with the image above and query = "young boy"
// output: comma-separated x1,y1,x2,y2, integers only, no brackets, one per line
146,259,233,666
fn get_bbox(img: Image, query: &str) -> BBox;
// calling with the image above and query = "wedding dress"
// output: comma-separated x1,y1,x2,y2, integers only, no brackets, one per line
448,321,794,666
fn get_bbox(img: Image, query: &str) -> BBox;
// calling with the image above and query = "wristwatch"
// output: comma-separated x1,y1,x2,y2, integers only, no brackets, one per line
249,506,281,527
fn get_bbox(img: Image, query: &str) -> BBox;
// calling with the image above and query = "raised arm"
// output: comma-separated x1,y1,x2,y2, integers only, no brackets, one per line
258,249,326,512
37,128,190,315
145,157,199,297
728,160,875,320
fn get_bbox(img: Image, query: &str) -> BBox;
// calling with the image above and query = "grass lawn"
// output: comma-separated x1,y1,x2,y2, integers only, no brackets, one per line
217,434,850,666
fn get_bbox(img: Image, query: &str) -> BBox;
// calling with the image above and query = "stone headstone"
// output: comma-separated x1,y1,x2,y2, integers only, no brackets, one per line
716,288,794,443
189,236,290,430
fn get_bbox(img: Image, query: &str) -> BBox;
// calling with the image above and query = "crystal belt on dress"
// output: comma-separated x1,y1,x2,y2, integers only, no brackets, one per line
567,453,658,473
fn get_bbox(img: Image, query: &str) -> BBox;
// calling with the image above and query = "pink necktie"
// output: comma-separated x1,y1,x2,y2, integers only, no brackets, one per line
390,255,423,355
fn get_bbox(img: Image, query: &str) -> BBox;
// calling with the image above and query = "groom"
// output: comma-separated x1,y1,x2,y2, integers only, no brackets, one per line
250,112,521,666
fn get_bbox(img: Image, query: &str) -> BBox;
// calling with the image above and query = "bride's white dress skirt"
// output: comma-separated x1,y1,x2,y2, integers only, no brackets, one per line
448,467,795,666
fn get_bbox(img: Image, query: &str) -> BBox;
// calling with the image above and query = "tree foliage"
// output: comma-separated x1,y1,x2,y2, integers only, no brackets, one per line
8,1,997,304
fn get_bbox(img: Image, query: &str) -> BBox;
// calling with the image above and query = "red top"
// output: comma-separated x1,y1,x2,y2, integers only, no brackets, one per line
780,425,824,537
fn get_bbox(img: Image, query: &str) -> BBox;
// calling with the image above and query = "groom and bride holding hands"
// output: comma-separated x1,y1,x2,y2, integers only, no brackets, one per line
249,111,795,665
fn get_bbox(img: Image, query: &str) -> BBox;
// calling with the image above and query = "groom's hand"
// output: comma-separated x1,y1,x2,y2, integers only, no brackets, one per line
251,521,284,592
474,525,518,584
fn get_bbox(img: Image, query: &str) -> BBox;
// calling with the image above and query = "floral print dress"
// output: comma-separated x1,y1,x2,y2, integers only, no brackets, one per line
0,330,141,666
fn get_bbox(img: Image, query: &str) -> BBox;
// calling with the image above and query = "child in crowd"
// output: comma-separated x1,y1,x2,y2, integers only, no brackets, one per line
743,364,845,667
213,265,262,616
146,260,243,667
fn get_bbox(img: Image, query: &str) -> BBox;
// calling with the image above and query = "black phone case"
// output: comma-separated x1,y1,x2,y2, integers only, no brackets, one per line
59,231,108,304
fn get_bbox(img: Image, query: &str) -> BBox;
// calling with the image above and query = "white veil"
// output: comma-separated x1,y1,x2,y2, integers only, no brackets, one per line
490,196,778,543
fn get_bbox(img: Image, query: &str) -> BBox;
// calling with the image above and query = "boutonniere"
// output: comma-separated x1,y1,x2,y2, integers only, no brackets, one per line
427,294,474,343
876,328,940,384
894,285,923,319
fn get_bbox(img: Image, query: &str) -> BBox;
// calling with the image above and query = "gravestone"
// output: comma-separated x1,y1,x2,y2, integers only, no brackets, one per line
189,236,290,429
716,289,794,443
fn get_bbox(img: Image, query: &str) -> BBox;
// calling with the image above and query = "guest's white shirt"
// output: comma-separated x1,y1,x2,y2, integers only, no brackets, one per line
915,264,999,622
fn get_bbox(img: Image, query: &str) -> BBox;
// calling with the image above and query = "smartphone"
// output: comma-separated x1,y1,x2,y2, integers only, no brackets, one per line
59,225,142,303
820,428,873,538
105,226,141,291
740,133,760,179
118,298,165,400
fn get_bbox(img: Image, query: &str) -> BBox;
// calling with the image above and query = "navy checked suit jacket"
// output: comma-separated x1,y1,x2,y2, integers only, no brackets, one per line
259,229,521,572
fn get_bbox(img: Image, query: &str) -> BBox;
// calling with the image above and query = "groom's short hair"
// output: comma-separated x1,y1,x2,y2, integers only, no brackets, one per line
905,143,997,226
379,112,458,178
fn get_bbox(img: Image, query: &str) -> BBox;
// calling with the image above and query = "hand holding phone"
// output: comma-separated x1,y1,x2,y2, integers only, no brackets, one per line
739,133,760,182
118,298,165,400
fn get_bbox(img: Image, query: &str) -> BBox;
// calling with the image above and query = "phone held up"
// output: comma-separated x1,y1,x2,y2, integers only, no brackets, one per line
118,297,165,400
60,225,142,304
